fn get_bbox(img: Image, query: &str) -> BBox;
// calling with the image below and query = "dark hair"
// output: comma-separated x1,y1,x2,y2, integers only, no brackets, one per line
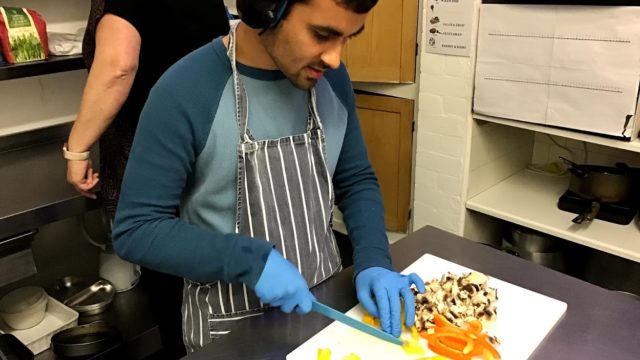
289,0,378,15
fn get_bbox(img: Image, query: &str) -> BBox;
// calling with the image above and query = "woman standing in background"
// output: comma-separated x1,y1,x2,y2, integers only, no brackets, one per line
65,1,231,358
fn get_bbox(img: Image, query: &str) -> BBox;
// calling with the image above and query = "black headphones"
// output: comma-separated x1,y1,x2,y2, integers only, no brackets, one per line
236,0,290,30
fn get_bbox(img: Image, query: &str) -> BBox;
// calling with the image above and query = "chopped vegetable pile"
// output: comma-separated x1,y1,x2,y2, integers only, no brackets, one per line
414,272,498,333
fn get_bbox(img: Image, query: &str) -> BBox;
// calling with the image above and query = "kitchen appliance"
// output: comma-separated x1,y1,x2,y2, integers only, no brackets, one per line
310,301,403,346
558,190,640,225
96,252,139,293
288,254,567,360
80,211,140,292
558,157,637,224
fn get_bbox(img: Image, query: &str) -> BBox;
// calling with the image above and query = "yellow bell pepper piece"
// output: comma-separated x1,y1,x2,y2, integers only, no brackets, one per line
411,326,419,341
402,340,426,355
341,353,361,360
317,348,332,360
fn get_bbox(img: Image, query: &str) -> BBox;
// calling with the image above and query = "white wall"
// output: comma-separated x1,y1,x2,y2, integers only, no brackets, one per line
412,1,481,235
0,0,89,135
531,133,640,168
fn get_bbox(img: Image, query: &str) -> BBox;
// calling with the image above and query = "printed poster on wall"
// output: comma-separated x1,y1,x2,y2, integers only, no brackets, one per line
424,0,474,57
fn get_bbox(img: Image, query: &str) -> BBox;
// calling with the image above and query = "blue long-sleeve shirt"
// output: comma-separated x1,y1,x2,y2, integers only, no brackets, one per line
112,37,393,288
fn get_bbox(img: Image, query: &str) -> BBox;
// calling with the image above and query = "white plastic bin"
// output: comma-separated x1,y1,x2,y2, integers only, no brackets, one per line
0,295,78,354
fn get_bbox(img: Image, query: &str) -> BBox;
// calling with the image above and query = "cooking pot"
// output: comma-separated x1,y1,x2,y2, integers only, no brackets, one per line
509,225,559,252
51,322,122,358
502,225,565,272
559,157,635,224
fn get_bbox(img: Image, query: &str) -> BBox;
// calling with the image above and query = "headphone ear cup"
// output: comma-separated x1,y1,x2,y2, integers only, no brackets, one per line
236,0,288,29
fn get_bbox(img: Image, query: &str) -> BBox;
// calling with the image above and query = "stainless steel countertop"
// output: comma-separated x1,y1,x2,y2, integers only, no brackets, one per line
185,225,640,360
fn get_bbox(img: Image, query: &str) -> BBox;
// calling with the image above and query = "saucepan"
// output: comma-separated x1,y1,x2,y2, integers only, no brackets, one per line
559,157,635,224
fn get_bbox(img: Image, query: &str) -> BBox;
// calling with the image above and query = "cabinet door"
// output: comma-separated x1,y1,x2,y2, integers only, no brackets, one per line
344,0,418,83
356,94,414,232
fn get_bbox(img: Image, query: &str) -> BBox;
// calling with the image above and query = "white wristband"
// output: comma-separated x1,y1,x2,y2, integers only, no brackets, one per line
62,143,90,161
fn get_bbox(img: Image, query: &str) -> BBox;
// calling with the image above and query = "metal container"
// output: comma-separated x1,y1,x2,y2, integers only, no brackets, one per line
502,238,566,272
509,226,559,253
560,157,636,223
503,225,566,272
579,249,640,299
49,277,114,316
51,322,122,358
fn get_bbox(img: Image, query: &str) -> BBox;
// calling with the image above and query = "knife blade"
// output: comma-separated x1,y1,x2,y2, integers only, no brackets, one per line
311,300,404,346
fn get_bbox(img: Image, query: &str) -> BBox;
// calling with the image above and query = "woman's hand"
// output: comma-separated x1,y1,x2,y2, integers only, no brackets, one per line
67,159,100,199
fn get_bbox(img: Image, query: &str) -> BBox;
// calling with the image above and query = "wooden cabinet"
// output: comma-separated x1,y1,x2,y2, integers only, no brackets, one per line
356,94,414,232
343,0,418,83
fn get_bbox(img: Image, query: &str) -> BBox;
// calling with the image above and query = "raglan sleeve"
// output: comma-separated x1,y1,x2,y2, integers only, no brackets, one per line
111,59,273,287
329,65,394,276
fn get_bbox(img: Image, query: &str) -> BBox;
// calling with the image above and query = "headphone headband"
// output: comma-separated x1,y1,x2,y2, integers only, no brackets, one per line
236,0,290,30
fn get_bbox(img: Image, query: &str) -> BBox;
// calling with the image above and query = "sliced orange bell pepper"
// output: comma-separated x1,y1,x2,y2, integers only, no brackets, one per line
426,332,475,360
463,319,483,334
423,314,501,360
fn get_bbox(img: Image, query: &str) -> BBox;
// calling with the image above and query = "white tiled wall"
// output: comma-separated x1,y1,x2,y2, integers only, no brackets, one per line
0,0,88,135
412,1,481,235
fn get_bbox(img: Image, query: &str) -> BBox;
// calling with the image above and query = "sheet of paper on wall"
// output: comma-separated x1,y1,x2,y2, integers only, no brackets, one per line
424,0,475,57
473,5,640,140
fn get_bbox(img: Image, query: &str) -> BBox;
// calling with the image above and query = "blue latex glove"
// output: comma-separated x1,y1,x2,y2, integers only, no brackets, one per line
355,267,426,337
254,249,315,314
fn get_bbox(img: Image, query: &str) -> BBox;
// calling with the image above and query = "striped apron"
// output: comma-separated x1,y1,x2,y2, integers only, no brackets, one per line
181,24,342,352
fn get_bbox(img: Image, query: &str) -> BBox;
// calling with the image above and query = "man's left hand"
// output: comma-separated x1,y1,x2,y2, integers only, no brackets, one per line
355,267,426,337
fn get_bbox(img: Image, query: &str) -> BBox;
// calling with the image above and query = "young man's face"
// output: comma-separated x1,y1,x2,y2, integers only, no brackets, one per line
262,0,368,90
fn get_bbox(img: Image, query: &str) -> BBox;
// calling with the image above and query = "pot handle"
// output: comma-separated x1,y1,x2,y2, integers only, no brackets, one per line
572,201,600,224
559,156,587,178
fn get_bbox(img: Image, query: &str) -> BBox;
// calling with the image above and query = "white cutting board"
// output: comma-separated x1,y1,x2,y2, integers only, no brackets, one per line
287,254,567,360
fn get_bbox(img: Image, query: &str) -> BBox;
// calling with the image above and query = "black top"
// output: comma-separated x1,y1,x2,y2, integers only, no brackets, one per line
94,0,230,217
104,0,231,122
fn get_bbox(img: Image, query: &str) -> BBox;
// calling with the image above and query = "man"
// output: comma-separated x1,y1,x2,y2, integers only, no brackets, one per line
113,0,425,352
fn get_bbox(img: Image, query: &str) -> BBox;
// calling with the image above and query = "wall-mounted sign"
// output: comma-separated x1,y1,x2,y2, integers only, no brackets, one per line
424,0,475,57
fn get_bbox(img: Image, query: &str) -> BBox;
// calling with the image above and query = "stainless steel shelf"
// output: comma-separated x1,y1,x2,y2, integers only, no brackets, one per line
0,126,100,239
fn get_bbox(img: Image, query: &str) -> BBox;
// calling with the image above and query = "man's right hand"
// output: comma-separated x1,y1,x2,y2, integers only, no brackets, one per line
67,159,100,199
254,249,315,314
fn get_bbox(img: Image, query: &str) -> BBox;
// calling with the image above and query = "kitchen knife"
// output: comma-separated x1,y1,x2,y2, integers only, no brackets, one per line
311,300,404,346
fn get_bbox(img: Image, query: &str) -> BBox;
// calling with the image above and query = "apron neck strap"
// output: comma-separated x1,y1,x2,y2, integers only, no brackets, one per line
226,23,323,143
